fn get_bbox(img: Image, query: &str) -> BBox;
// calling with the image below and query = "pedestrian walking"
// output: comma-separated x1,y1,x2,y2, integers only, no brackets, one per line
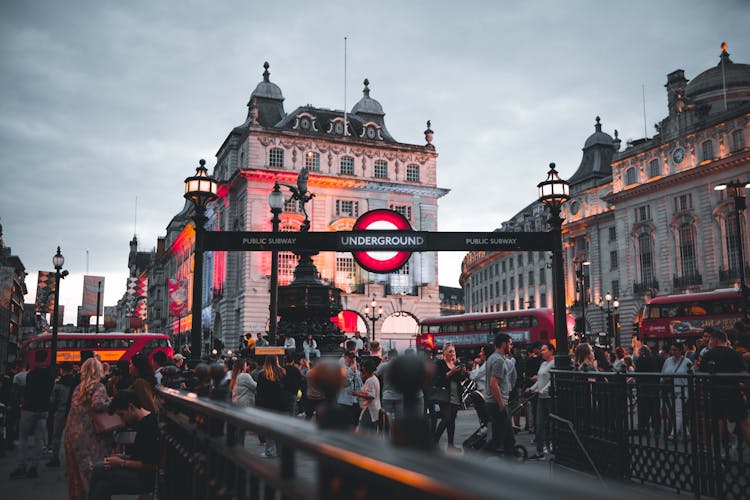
482,334,516,455
528,343,555,458
353,358,381,433
255,356,287,458
231,359,258,408
9,350,54,479
47,362,77,467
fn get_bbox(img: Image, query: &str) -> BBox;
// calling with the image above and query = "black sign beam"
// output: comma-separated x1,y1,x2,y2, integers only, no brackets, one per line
202,230,555,252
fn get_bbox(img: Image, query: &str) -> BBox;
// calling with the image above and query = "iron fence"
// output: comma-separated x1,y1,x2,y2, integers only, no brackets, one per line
551,370,750,499
156,387,626,500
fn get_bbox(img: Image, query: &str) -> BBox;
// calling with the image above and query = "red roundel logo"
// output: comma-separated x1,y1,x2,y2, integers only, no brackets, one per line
352,209,412,273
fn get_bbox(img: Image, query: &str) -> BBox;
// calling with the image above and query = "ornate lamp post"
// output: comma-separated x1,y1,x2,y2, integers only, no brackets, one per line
598,292,620,347
364,296,383,343
50,247,69,373
715,180,750,319
184,159,218,366
268,181,284,345
538,163,571,369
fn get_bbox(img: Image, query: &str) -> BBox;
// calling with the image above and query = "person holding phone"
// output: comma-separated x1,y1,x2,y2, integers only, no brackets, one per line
88,390,159,499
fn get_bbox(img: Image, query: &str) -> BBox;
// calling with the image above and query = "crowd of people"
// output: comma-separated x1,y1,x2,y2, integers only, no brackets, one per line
1,322,748,497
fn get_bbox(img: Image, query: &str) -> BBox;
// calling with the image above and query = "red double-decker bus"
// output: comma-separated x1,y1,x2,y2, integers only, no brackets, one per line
640,289,744,343
416,308,571,356
19,332,173,369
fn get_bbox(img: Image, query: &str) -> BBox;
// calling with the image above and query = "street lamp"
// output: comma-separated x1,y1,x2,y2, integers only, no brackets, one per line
268,181,284,345
598,292,620,347
576,261,590,341
538,162,571,369
715,180,750,320
184,159,218,366
50,247,69,373
364,296,383,343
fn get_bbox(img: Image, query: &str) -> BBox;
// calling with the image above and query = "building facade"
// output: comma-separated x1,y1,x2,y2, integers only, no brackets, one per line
0,225,27,371
143,63,449,350
461,45,750,347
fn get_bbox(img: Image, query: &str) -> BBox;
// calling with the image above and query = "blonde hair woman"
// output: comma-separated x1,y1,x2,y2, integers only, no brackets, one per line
64,357,112,500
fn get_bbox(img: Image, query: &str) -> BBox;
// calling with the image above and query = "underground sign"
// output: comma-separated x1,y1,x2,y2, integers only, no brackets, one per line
351,209,413,273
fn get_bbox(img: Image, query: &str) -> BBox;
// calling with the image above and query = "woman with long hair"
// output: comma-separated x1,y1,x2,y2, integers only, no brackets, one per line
64,358,111,500
255,356,287,458
432,344,467,450
574,343,596,372
231,358,257,408
128,354,158,413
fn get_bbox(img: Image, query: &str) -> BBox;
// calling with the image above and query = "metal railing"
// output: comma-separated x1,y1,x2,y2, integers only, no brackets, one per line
551,370,750,499
156,387,625,500
673,273,703,289
719,266,750,285
633,280,659,295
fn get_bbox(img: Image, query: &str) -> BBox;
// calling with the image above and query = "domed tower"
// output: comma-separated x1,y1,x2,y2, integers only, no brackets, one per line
247,62,286,127
350,79,395,141
567,117,618,194
686,43,750,113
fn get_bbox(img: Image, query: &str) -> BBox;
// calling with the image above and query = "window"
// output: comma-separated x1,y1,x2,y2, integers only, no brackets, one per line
335,200,359,217
731,129,745,152
674,193,693,212
518,274,524,288
625,167,637,185
575,238,587,253
502,280,507,294
701,140,714,161
502,261,506,273
518,255,524,267
610,250,618,270
609,227,617,241
389,204,412,221
284,198,302,213
305,151,320,171
540,293,547,308
539,268,546,284
406,164,420,182
269,147,284,168
509,259,514,270
638,233,655,284
374,160,388,179
495,282,499,296
528,270,535,285
612,280,620,298
527,251,534,263
679,223,697,278
510,276,515,290
635,205,651,222
648,159,660,178
340,156,355,175
726,216,743,272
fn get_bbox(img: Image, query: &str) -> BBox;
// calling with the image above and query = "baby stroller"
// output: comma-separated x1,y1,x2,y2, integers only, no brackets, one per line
462,390,527,460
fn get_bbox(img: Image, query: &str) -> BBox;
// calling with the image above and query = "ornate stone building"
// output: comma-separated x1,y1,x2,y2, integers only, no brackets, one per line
461,44,750,347
143,63,449,349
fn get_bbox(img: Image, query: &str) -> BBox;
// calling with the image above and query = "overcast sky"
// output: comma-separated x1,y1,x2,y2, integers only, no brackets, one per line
2,1,749,324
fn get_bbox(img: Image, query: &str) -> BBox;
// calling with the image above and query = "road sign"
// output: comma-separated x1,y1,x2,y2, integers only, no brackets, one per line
351,209,413,273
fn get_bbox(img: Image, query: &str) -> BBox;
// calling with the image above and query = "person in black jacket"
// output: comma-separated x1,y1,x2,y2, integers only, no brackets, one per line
432,344,467,450
47,362,77,467
635,345,661,435
255,356,287,458
10,350,54,479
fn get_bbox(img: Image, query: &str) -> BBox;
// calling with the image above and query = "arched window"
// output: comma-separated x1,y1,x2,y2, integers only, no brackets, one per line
678,223,697,279
625,167,637,185
701,140,714,162
269,147,284,168
638,233,654,285
648,158,660,178
726,215,743,273
340,156,354,175
278,221,299,285
305,151,320,171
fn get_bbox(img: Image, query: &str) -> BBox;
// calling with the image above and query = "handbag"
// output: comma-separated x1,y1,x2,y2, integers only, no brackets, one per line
89,410,125,434
429,386,450,404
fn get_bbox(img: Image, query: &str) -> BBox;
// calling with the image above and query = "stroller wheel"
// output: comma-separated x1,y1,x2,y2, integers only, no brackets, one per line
513,445,528,462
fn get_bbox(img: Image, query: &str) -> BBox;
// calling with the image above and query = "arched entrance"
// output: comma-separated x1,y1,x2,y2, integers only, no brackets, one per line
379,313,419,353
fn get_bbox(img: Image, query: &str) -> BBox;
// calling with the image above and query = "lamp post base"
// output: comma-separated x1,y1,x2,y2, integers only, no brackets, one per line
554,354,572,370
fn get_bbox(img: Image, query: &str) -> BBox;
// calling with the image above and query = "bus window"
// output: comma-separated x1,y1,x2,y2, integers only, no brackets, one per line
508,316,530,328
530,316,539,327
428,325,440,334
685,303,707,316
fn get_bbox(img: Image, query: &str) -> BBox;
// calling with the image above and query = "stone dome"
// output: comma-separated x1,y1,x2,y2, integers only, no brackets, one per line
583,116,614,148
251,62,284,101
351,79,384,116
686,46,750,100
